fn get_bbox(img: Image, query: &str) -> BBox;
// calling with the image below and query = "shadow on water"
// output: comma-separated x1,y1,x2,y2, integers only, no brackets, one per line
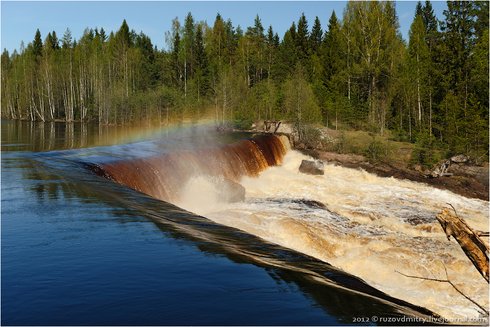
23,151,442,325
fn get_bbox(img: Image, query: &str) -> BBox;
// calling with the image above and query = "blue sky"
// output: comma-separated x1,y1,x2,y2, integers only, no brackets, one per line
1,1,447,53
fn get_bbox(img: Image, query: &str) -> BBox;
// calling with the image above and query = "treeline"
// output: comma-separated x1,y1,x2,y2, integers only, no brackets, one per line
1,1,488,160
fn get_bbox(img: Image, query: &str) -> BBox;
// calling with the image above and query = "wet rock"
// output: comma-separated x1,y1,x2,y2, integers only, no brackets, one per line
292,199,327,209
299,160,324,175
217,179,246,202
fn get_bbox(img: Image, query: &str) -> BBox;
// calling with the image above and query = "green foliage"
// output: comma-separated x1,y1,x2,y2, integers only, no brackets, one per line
0,3,488,164
309,16,322,53
297,124,323,149
283,64,322,136
411,133,442,168
233,117,254,130
32,29,43,57
364,137,392,163
334,132,347,154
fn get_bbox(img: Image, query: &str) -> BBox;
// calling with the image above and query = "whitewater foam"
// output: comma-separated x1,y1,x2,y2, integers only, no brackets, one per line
178,150,489,320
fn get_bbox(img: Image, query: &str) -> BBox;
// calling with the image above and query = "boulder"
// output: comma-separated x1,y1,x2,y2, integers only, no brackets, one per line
217,179,246,202
451,154,469,164
299,160,324,175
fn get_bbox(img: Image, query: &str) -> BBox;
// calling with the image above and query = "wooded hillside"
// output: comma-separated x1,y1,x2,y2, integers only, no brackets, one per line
1,1,488,162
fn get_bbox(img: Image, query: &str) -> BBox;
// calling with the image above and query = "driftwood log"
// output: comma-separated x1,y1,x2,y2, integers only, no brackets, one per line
264,120,282,134
436,208,489,282
428,160,453,178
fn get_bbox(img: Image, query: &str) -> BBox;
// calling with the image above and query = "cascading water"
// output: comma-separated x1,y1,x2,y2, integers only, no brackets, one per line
91,133,488,321
91,134,289,203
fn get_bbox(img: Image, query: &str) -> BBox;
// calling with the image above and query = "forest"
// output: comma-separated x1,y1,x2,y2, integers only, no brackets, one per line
1,1,488,163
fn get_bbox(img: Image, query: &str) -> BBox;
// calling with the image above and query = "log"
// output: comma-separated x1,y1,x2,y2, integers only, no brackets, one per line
435,208,489,282
273,121,282,134
428,160,452,178
264,120,282,134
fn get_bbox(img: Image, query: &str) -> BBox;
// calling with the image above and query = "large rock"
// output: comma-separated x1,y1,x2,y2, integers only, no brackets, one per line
299,160,325,175
217,179,246,202
450,154,469,164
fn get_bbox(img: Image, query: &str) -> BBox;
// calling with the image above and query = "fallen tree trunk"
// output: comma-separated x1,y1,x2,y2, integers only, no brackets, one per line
428,160,453,178
436,208,489,283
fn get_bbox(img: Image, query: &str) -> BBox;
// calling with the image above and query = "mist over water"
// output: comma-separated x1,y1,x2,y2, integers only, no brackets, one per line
175,149,489,320
95,134,289,203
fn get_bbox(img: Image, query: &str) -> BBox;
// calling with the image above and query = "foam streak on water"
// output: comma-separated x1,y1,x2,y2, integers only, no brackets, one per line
178,150,489,320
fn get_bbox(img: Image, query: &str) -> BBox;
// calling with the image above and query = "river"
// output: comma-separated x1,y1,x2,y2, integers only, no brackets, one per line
1,119,487,325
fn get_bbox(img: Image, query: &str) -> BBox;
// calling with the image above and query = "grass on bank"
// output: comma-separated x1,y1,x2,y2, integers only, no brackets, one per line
297,125,450,169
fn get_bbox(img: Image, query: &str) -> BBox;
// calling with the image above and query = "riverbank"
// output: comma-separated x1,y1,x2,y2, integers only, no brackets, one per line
297,148,489,201
263,123,488,201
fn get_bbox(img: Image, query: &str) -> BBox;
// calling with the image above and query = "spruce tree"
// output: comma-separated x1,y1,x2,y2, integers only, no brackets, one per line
194,22,208,98
415,1,423,19
322,11,341,82
422,1,438,34
49,31,60,50
296,13,309,61
408,12,430,129
310,16,322,53
99,28,107,42
474,1,489,39
171,18,181,87
116,19,131,48
183,12,195,78
33,29,43,57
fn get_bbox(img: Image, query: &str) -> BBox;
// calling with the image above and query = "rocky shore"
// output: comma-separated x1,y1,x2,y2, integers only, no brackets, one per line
248,122,488,201
298,148,489,201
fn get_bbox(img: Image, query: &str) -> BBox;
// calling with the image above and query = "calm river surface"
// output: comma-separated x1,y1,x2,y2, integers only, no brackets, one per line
2,120,439,325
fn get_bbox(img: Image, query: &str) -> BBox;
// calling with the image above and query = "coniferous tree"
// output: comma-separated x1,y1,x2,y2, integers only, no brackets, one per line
323,11,341,83
182,13,196,99
99,28,107,42
322,10,345,128
310,16,322,53
422,1,438,34
62,28,73,49
49,31,60,50
0,4,487,160
33,29,43,57
415,1,424,17
275,27,297,81
408,12,430,130
194,22,209,100
439,1,483,154
171,18,182,88
296,13,309,62
245,15,265,86
117,19,131,47
474,1,489,39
